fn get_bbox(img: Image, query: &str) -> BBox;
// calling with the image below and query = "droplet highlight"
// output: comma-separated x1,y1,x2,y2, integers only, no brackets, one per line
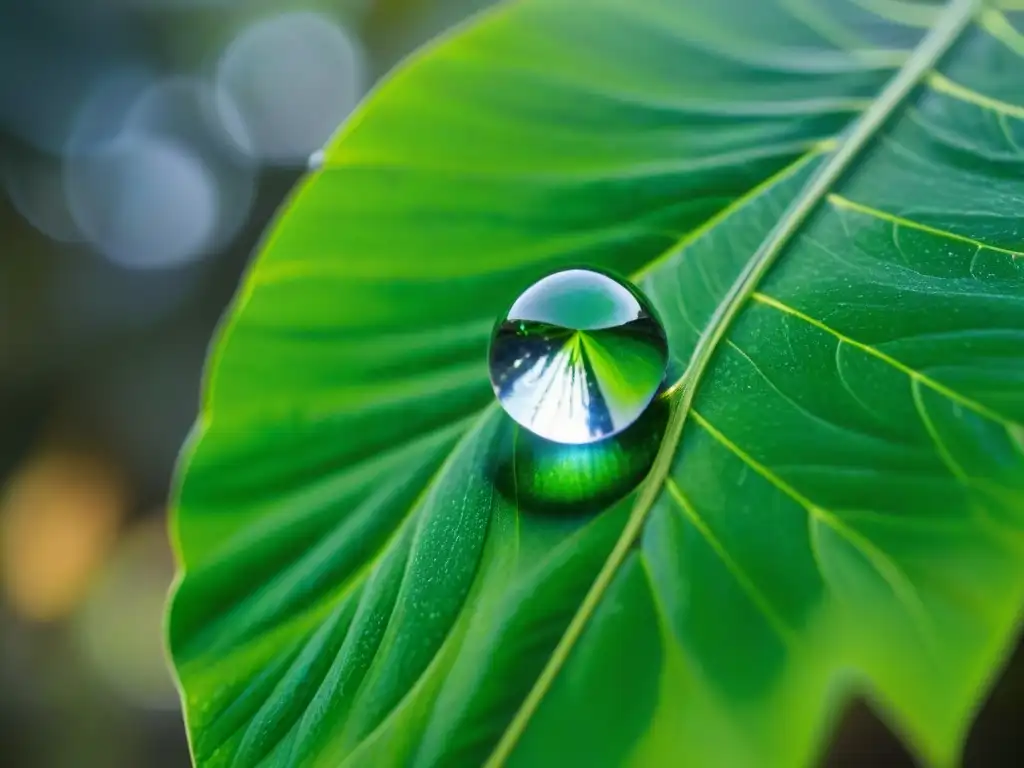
489,268,668,445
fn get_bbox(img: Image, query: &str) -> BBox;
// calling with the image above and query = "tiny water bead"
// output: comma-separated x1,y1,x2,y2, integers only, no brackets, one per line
489,268,668,445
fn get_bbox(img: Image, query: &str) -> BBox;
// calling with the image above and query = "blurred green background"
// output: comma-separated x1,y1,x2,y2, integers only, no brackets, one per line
0,1,1021,766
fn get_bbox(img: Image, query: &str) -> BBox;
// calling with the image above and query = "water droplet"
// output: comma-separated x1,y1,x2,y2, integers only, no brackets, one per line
489,268,668,445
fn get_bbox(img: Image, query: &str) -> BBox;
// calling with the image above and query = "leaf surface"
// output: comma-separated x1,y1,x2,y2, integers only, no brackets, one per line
168,1,1024,766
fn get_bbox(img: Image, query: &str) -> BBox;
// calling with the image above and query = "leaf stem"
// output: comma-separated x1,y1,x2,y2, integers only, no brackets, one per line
483,0,981,763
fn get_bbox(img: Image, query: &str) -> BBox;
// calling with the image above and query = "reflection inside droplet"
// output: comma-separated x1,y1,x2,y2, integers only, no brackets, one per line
489,268,668,445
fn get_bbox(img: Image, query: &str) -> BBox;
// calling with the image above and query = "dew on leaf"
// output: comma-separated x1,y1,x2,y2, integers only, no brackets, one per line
489,268,668,445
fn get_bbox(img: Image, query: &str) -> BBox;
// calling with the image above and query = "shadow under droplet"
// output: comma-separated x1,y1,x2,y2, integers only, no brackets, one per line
488,395,670,516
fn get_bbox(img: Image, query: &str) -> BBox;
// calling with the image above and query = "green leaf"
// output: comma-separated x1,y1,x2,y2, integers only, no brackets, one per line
167,0,1024,766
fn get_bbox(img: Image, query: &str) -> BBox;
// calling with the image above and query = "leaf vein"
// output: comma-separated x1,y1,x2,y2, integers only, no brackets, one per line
926,71,1024,120
910,378,971,483
691,410,938,660
752,290,1014,425
827,193,1024,260
665,478,799,649
725,339,913,450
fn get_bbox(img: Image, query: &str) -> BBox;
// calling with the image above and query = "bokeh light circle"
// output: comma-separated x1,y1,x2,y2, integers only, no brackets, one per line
65,132,219,269
214,11,364,164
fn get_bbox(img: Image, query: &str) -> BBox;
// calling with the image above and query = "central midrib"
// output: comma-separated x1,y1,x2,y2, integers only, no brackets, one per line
483,0,981,763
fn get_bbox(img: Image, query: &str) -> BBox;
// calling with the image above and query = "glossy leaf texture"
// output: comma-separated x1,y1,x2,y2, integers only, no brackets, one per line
167,0,1024,766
